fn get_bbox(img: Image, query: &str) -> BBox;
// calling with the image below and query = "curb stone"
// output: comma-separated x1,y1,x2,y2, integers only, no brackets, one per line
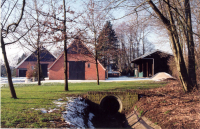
126,109,161,129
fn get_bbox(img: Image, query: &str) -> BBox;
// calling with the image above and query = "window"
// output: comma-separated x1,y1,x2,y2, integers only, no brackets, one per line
88,63,90,68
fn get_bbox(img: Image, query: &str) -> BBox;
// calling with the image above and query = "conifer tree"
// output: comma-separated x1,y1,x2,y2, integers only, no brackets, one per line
97,21,118,70
17,54,27,65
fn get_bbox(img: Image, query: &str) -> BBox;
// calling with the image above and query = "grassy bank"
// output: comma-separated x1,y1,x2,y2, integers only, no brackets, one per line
1,81,167,128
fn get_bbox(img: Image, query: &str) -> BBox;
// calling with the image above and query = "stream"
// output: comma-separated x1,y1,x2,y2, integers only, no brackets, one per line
56,97,129,128
35,97,129,128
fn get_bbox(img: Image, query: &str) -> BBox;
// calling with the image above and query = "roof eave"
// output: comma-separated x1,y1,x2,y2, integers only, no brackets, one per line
15,52,33,68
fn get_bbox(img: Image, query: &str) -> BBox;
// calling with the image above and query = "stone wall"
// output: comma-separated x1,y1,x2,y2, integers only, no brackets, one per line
87,91,138,113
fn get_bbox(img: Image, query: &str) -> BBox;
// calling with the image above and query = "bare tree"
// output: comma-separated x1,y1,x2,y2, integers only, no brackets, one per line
115,23,128,74
63,0,69,91
147,0,197,92
82,0,109,85
38,0,84,90
1,0,26,98
115,17,155,75
18,0,54,85
105,0,198,92
191,0,200,80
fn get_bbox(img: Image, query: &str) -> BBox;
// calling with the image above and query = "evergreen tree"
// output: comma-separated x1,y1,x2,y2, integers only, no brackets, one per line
17,53,27,65
97,21,119,70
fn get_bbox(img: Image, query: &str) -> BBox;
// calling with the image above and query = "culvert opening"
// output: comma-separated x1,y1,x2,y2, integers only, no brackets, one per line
100,96,122,114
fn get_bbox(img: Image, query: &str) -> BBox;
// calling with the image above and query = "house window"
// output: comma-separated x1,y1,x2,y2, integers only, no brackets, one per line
88,63,90,68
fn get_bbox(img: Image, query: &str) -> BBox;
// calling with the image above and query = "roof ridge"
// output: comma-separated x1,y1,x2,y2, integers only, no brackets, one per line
131,49,173,63
48,39,106,70
15,52,33,68
15,48,56,68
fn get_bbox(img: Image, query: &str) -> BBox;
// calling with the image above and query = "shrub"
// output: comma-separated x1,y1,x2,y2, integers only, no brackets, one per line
32,64,43,79
26,64,33,79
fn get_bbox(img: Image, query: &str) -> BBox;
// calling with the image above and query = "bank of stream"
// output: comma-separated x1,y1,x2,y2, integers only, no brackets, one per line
34,96,130,128
53,97,130,128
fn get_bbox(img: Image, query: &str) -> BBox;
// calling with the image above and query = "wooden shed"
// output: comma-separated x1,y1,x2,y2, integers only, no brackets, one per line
48,38,106,80
16,48,56,77
131,50,173,77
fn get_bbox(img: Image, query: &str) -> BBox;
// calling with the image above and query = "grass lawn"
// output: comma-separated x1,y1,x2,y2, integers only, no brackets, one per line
1,81,167,128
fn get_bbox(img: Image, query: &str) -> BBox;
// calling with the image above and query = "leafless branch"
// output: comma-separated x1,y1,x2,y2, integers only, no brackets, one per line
1,0,7,7
5,22,37,45
6,0,26,34
2,0,19,29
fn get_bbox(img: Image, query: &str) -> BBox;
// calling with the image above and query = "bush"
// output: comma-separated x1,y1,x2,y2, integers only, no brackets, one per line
26,64,33,79
32,64,44,79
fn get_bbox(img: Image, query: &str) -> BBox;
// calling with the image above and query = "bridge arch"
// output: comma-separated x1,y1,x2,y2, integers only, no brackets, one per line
100,95,123,114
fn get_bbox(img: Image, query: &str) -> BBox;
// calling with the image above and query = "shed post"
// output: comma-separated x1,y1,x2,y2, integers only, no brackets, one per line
146,61,148,77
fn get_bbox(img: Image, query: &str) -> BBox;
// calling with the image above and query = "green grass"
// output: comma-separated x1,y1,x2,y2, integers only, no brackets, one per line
1,81,167,128
139,110,144,117
164,110,170,114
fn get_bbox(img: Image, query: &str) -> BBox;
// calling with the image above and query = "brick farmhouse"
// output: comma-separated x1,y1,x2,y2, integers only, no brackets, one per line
48,38,106,80
16,48,56,77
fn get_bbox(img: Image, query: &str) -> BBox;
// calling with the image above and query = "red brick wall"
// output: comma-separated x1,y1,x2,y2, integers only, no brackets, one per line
16,61,54,77
49,54,106,80
48,55,65,80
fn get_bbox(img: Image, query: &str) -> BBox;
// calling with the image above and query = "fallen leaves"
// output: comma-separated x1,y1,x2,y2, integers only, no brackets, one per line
132,81,200,129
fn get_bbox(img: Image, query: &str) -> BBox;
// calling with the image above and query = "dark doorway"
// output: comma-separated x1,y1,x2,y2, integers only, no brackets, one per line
19,69,27,77
69,61,85,80
41,64,48,77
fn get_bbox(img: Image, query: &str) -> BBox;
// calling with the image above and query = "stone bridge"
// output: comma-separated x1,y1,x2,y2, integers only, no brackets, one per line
87,91,138,113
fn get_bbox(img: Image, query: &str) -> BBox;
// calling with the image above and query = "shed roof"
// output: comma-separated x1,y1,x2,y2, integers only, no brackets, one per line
131,49,173,63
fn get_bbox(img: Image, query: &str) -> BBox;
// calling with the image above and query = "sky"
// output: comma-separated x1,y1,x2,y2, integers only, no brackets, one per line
0,0,172,67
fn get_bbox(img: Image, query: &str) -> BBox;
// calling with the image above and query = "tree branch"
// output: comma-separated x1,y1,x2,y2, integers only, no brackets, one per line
6,0,26,34
147,0,170,27
5,22,37,45
1,0,6,7
3,0,19,29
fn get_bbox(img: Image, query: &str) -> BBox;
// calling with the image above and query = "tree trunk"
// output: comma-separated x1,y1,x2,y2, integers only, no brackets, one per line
142,31,145,55
147,0,195,92
137,41,139,57
94,32,100,85
1,36,17,98
63,0,68,91
37,47,41,85
165,0,194,92
95,50,100,85
36,5,41,86
185,0,197,88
